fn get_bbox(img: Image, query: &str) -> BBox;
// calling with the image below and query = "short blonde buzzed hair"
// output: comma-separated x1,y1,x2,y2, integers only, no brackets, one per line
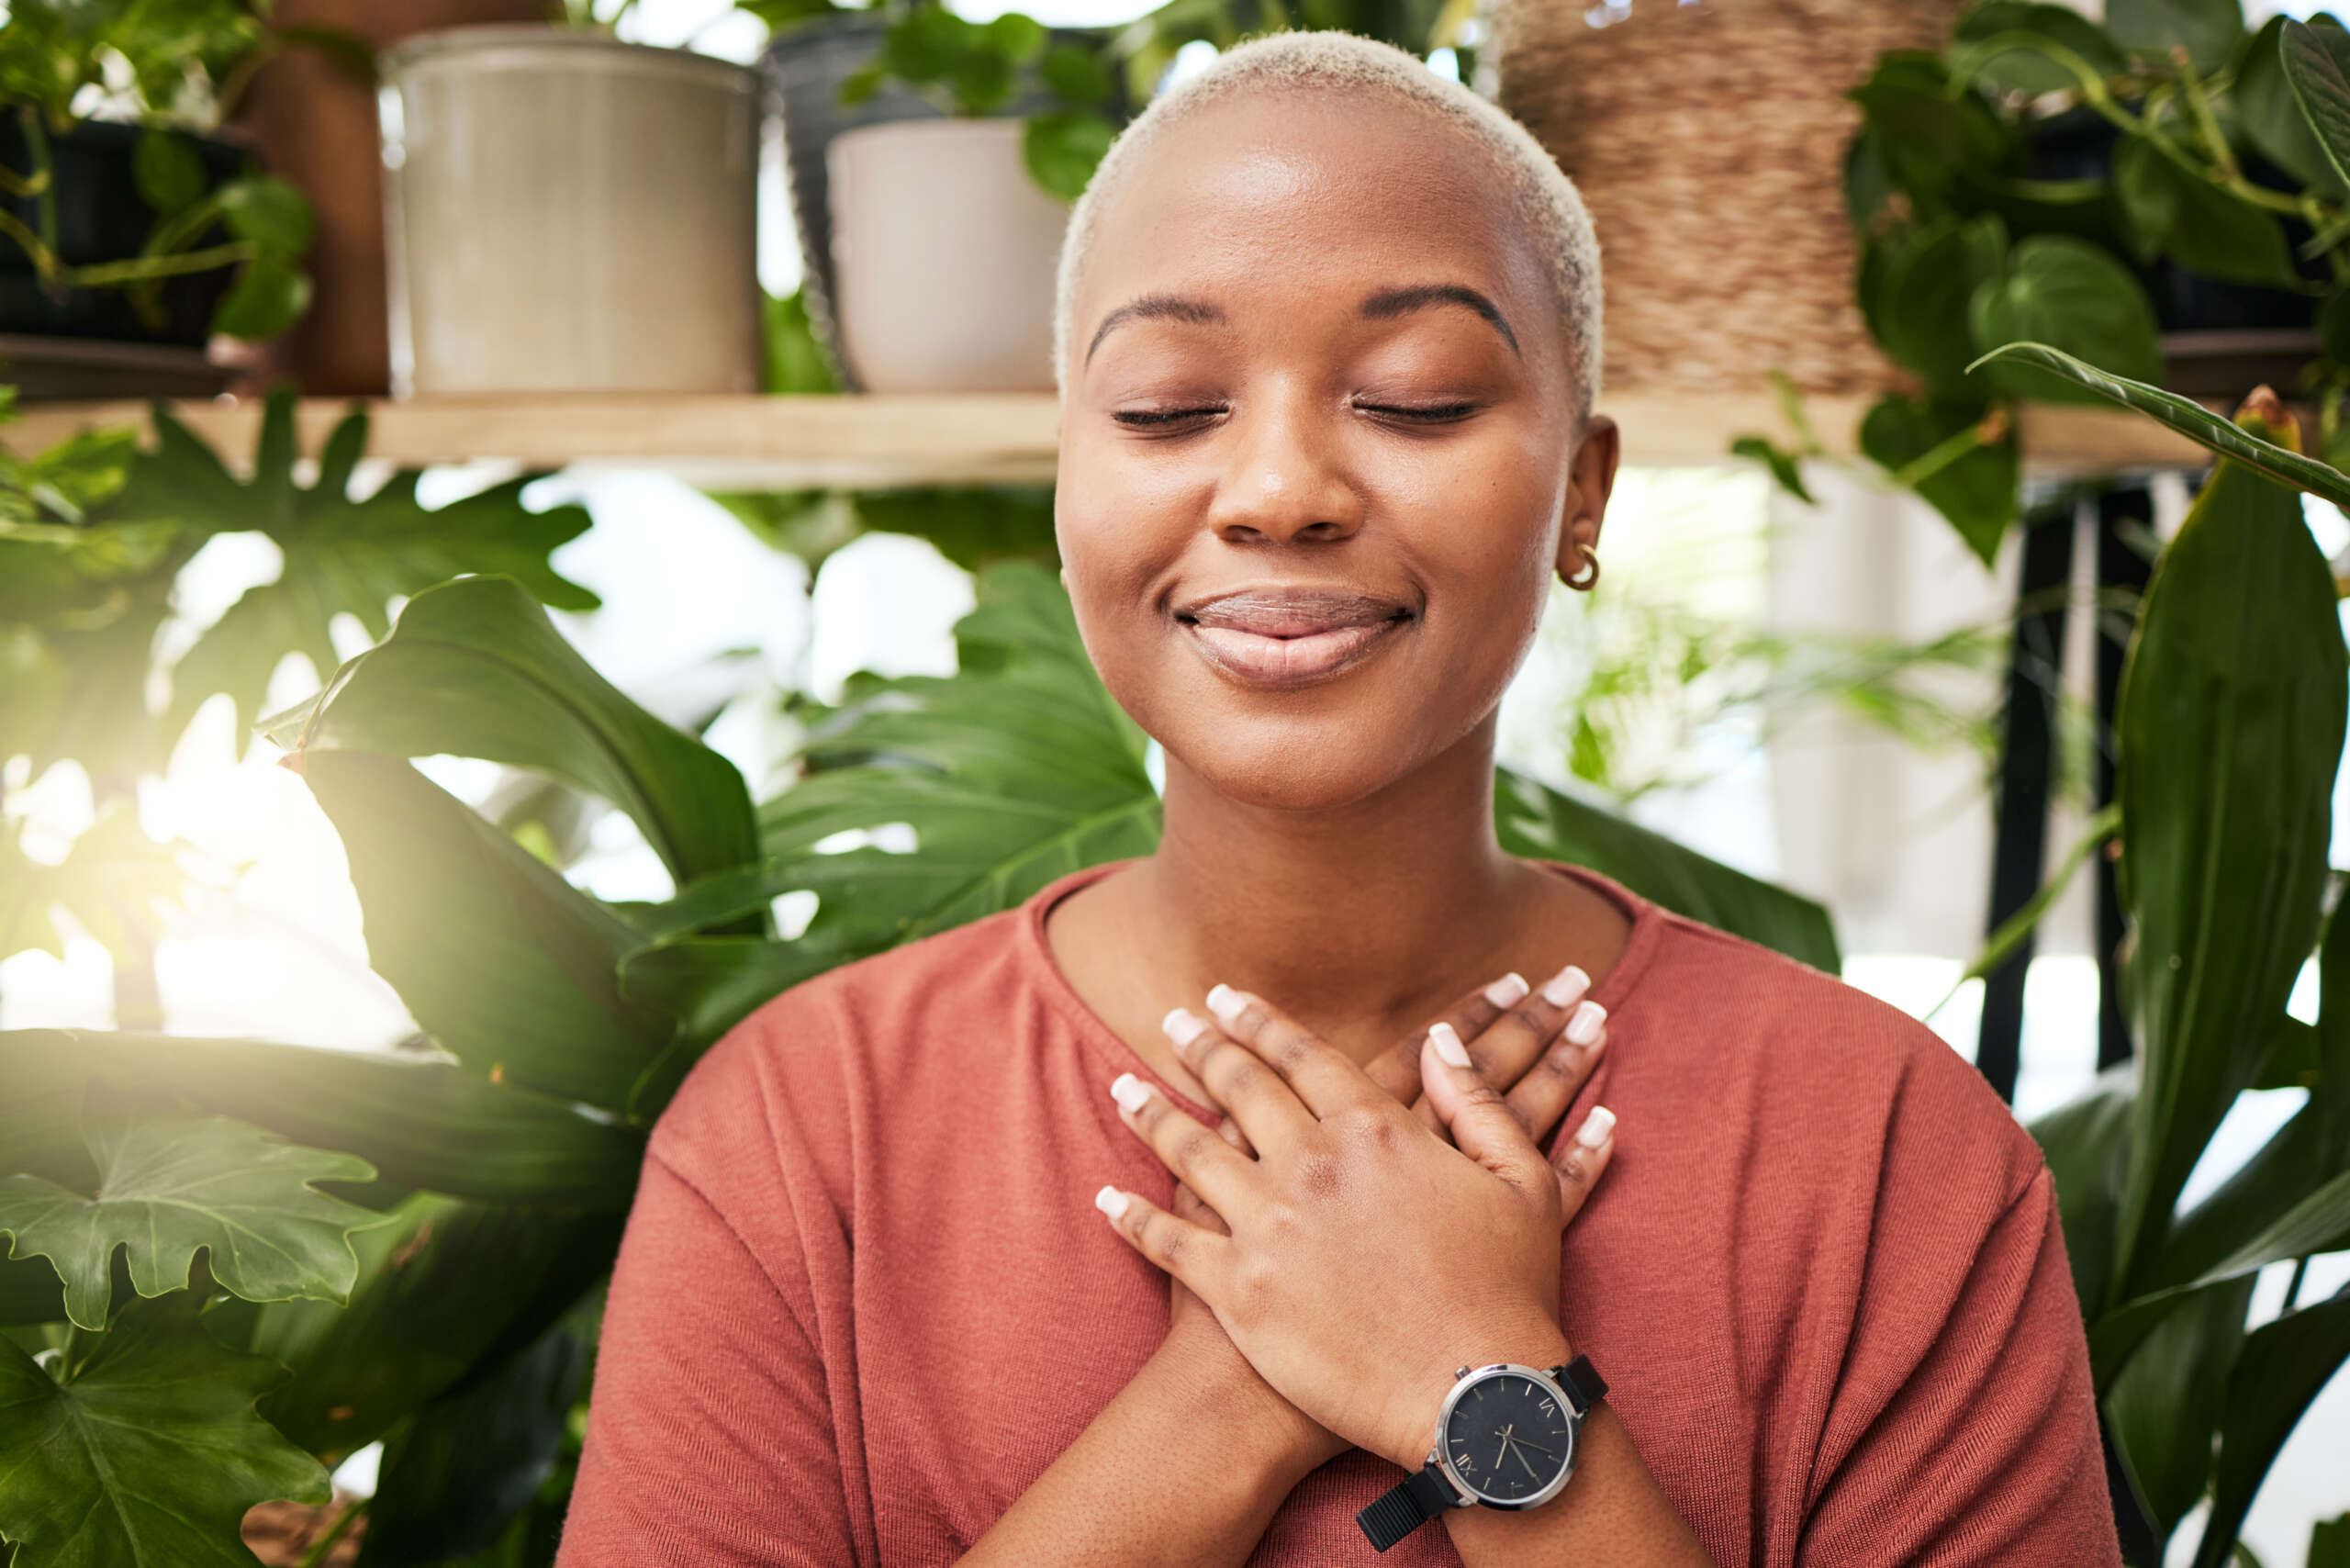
1053,30,1603,410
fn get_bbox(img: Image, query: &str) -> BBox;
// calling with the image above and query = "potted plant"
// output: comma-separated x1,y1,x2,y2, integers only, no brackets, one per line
0,0,322,392
757,1,1122,391
378,4,763,395
1796,1,2350,563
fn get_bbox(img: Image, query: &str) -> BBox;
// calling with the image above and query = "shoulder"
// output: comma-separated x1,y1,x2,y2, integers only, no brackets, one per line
1625,910,2046,1209
645,907,1035,1189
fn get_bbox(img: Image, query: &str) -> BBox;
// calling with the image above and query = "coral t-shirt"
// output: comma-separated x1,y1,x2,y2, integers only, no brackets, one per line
560,864,2121,1566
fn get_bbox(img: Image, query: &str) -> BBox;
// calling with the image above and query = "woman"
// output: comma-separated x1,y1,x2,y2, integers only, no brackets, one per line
560,31,2119,1566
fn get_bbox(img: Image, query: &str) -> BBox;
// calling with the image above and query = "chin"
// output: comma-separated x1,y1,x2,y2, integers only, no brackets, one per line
1156,704,1472,812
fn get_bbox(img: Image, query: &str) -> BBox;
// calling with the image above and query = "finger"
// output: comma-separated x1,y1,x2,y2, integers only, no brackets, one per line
1418,1025,1551,1199
1502,1002,1608,1145
1163,1006,1314,1153
1411,963,1598,1133
1112,1071,1256,1215
1171,1179,1230,1238
1095,1184,1225,1294
1550,1104,1617,1216
1366,979,1510,1105
1203,984,1381,1119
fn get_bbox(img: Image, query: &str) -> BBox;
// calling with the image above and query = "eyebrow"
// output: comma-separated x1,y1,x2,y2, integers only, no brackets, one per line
1360,284,1519,355
1082,281,1522,366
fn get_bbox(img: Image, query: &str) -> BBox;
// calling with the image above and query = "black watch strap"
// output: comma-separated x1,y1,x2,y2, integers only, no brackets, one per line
1357,1465,1460,1553
1550,1353,1607,1416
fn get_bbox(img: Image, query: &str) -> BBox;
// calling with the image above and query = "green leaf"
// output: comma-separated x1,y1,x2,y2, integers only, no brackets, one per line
1494,771,1841,969
0,806,189,964
0,1086,376,1331
1847,52,2019,216
1859,394,2020,566
2236,17,2350,205
0,1290,330,1568
2107,1273,2255,1543
2028,1068,2135,1316
0,1253,65,1327
266,576,758,887
1951,3,2130,95
1729,434,1816,505
2313,1512,2350,1568
131,129,206,217
1876,215,2010,389
248,1195,619,1457
359,1319,589,1565
2316,895,2350,1170
2112,139,2303,286
2109,0,2242,72
2160,1104,2331,1288
761,288,840,395
1969,235,2165,402
735,0,850,31
1040,40,1112,104
0,1030,645,1211
2283,18,2350,193
299,752,668,1113
2192,1284,2350,1568
2109,401,2348,1294
846,486,1061,571
137,391,598,743
1968,344,2350,510
1024,109,1117,203
217,176,314,257
208,255,312,342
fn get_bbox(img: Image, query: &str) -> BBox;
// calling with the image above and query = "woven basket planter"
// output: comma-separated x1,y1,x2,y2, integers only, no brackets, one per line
1492,0,1965,397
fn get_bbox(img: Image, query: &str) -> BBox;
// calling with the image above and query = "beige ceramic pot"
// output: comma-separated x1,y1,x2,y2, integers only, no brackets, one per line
826,118,1067,393
381,28,759,397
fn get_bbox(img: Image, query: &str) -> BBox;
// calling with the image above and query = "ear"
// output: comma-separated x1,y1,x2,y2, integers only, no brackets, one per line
1553,414,1620,583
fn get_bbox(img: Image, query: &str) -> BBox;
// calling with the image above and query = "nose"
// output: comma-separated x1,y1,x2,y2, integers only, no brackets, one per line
1201,391,1366,547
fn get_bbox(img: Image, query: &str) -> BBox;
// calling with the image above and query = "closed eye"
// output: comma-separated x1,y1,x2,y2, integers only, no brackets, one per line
1112,406,1226,429
1355,400,1481,424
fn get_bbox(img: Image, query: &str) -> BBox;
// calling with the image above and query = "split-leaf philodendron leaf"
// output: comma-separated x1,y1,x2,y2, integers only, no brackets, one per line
0,1090,376,1330
0,1291,330,1568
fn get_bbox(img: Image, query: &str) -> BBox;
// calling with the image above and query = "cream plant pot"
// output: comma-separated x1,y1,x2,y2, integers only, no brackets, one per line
826,118,1068,393
381,28,760,396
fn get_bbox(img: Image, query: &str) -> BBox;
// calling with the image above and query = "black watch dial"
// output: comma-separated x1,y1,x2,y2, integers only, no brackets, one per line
1440,1371,1575,1505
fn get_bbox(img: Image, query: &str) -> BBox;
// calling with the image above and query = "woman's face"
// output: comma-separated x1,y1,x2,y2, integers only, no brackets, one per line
1058,90,1615,811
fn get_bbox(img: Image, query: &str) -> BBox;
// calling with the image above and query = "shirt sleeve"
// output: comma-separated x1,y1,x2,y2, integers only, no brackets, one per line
1796,1165,2121,1567
557,1149,861,1567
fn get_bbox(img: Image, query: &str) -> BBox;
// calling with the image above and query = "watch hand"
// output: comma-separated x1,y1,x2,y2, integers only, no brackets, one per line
1512,1441,1544,1481
1513,1436,1559,1458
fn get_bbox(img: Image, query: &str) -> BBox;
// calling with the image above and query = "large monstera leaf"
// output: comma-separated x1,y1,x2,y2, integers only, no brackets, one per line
0,1291,330,1568
122,390,599,742
0,1087,377,1331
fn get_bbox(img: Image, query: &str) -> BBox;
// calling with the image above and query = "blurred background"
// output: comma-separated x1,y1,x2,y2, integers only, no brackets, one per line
4,0,2349,1562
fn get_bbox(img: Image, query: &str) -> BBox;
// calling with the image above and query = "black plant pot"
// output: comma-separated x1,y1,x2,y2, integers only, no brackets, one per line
0,118,247,348
762,17,1127,391
2023,106,2322,397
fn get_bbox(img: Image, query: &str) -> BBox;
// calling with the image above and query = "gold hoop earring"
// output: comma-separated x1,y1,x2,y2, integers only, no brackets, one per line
1564,543,1601,592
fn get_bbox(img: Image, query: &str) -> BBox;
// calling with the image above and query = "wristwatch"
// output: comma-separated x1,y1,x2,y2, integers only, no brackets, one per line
1355,1355,1607,1552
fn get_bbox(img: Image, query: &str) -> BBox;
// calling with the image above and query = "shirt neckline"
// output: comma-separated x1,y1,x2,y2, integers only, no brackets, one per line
1016,857,1668,1119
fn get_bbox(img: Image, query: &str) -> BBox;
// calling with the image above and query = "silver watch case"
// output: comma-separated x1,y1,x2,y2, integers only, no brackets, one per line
1425,1361,1582,1512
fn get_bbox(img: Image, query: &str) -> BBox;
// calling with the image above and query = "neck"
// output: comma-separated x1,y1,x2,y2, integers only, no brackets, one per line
1136,718,1533,1047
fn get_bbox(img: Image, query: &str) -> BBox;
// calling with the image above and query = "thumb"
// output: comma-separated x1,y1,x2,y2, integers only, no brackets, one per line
1420,1022,1548,1196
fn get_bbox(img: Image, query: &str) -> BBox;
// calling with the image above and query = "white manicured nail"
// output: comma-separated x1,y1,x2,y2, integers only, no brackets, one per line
1574,1105,1616,1148
1094,1185,1131,1221
1161,1008,1210,1048
1484,972,1529,1008
1111,1073,1152,1114
1566,1000,1606,1046
1541,964,1591,1009
1205,984,1247,1025
1429,1021,1473,1069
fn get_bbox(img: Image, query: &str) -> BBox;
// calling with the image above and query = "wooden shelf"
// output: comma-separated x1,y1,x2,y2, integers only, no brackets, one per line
6,390,2210,487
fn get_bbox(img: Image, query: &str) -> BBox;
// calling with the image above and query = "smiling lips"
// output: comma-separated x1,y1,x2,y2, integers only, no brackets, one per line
1178,588,1412,688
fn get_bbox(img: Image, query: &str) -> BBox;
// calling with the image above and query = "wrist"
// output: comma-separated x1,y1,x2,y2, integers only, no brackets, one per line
1148,1323,1334,1488
1371,1320,1576,1473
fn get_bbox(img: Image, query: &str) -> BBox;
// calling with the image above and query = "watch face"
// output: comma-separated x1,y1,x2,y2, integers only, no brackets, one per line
1440,1370,1574,1505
